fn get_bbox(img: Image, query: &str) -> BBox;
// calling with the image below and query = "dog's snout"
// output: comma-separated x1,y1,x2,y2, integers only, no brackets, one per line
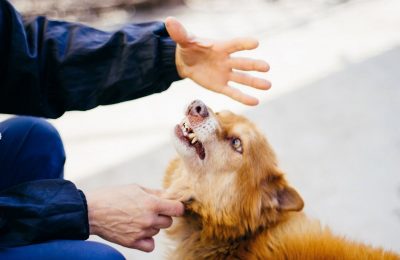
188,100,209,118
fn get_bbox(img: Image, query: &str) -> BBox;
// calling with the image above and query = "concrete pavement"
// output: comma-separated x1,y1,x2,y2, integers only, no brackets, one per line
2,0,400,258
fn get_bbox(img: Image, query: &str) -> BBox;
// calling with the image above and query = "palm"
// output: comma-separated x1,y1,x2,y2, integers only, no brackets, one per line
178,42,230,88
166,17,271,106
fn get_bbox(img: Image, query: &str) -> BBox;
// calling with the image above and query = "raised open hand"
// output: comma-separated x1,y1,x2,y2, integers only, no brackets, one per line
165,17,271,106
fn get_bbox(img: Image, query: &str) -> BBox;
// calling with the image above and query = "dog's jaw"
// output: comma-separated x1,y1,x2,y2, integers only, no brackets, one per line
172,114,219,167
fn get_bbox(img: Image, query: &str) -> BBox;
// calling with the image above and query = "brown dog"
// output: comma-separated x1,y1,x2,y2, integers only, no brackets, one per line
163,100,399,260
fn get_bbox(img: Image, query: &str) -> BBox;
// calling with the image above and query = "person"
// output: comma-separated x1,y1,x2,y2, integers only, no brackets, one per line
0,0,270,259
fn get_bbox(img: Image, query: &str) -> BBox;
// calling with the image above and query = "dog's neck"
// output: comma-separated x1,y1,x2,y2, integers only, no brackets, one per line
169,203,301,259
182,198,274,241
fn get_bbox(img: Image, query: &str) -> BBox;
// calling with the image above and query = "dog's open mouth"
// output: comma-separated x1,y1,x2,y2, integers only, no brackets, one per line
175,119,206,160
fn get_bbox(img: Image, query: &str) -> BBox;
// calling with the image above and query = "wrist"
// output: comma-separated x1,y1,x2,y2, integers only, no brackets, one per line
85,192,100,235
175,46,187,79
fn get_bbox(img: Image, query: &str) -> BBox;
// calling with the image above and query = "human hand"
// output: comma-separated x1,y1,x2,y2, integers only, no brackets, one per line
85,184,184,252
165,17,271,106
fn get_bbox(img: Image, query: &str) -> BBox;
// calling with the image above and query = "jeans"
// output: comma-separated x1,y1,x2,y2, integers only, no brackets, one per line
0,116,124,260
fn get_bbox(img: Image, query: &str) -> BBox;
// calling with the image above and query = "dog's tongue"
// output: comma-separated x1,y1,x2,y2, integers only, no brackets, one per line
194,142,205,160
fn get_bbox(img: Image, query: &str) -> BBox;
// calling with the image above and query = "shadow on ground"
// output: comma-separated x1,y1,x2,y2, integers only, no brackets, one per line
77,46,400,257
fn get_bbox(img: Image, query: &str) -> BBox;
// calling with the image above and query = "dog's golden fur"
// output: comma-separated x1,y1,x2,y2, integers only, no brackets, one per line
163,104,399,260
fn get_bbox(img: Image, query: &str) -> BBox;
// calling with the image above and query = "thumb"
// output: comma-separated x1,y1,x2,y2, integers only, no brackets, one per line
155,198,185,217
165,17,192,47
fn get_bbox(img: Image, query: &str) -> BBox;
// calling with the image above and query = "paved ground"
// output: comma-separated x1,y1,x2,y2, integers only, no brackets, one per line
2,0,400,259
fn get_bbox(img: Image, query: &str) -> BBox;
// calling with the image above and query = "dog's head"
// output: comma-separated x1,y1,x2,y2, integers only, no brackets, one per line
168,100,304,240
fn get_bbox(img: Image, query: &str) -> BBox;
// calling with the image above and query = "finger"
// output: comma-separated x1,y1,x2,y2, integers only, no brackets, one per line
219,85,259,106
230,72,271,90
141,186,163,197
154,198,185,217
165,17,193,47
154,215,173,229
222,37,259,54
131,237,155,252
144,228,160,237
229,57,270,72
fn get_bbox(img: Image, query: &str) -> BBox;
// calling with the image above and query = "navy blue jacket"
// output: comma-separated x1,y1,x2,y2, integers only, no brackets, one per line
0,0,180,247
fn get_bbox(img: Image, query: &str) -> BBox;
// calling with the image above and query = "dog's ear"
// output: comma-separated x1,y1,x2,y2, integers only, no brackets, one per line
276,186,304,212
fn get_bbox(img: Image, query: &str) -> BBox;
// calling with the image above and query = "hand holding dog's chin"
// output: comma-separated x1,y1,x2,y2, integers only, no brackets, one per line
165,17,272,106
84,184,184,252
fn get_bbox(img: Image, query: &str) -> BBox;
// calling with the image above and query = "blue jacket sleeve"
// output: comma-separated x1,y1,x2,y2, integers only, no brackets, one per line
0,0,181,118
0,180,90,247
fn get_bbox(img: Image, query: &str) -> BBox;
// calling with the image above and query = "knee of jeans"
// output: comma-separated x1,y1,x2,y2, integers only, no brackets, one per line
28,117,65,176
5,116,66,178
0,241,125,260
83,242,125,260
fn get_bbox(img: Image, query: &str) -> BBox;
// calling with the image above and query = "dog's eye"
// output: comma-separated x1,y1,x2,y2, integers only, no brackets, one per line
231,138,243,153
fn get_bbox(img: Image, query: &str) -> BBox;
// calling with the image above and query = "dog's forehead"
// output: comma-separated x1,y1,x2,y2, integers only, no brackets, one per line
216,110,258,138
216,110,234,117
216,110,244,124
232,123,254,137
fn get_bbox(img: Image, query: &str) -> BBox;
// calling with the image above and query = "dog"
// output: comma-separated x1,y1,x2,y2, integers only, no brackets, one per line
163,100,399,259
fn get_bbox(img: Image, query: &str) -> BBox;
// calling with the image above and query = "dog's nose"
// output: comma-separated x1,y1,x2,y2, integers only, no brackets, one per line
187,100,209,118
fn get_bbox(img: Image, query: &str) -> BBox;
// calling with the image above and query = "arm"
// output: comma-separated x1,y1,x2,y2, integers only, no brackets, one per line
0,180,184,251
0,1,270,118
0,1,180,118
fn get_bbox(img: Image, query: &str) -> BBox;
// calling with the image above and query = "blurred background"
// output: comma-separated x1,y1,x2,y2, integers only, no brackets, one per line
4,0,400,258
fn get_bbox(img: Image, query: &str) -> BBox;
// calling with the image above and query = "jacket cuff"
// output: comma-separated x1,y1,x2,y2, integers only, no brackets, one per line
78,189,90,238
0,179,90,247
159,36,182,90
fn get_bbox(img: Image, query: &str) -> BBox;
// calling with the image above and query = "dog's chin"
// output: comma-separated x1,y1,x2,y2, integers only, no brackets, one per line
172,135,197,162
172,124,206,162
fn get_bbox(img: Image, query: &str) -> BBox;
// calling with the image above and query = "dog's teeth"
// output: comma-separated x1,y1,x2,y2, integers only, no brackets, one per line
188,133,196,139
191,137,198,144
